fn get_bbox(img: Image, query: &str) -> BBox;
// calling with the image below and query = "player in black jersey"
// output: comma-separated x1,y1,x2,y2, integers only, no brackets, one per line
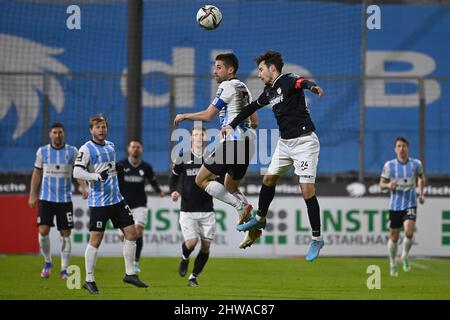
221,51,325,260
169,126,215,287
117,140,164,273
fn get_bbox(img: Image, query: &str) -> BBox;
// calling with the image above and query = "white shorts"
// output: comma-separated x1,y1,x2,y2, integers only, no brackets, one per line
267,132,320,183
131,206,148,227
179,211,216,242
117,206,148,236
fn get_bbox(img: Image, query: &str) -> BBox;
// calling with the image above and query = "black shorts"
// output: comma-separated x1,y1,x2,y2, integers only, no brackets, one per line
389,208,417,229
88,200,134,232
204,138,255,180
37,200,74,230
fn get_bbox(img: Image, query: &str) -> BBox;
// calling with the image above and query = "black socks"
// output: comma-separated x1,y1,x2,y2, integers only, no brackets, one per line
192,251,209,277
257,184,276,217
305,196,321,237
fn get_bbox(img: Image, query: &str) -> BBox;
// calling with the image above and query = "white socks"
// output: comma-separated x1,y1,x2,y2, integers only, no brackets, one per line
61,236,71,271
85,239,137,281
205,181,243,209
85,244,98,282
402,237,413,259
388,239,398,267
123,240,137,276
233,189,248,205
39,234,51,263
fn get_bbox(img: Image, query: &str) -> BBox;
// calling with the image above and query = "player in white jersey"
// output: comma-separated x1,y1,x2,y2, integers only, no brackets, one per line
379,137,425,276
73,115,148,294
29,123,88,280
173,53,261,248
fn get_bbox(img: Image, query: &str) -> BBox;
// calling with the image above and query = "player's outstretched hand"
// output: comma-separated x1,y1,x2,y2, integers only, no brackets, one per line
173,114,185,126
311,86,324,96
171,191,180,202
220,125,233,139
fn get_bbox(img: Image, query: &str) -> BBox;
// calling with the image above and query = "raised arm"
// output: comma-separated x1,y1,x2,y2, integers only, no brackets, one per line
295,77,324,96
174,105,219,126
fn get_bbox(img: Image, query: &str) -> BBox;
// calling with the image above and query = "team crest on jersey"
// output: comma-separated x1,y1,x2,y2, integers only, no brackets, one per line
277,87,282,94
139,169,144,176
216,88,224,97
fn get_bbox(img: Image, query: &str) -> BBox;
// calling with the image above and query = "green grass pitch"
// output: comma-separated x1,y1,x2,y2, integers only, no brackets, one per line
1,255,449,300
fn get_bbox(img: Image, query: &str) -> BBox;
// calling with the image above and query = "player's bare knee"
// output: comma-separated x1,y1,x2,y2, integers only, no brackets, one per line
123,226,137,241
38,226,50,236
224,174,239,193
60,229,71,237
135,225,144,238
405,231,414,239
300,183,316,199
89,232,104,248
263,174,278,187
135,229,143,239
390,230,400,242
185,238,198,249
200,240,211,252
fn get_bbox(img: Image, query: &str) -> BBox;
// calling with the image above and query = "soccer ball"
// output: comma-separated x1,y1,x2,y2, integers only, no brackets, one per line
196,5,222,30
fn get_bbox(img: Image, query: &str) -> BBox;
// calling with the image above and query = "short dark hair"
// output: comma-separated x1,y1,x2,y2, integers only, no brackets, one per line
50,123,64,131
255,50,284,73
89,114,108,128
216,53,239,74
191,126,207,134
128,139,143,146
395,136,409,147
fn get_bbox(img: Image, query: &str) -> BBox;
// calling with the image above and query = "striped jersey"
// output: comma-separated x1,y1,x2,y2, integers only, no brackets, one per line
34,144,77,203
211,78,255,141
75,139,123,207
381,158,424,211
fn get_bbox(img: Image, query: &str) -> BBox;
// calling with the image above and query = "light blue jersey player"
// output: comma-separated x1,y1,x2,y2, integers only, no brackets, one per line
73,114,147,294
76,139,123,207
34,143,77,203
29,123,88,280
379,137,426,276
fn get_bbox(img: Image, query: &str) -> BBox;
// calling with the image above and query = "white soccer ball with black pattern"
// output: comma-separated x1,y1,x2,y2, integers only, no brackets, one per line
196,5,222,30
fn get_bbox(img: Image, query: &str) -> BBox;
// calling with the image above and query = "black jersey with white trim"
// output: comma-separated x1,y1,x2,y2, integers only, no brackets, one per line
230,73,317,139
169,151,214,213
117,159,161,209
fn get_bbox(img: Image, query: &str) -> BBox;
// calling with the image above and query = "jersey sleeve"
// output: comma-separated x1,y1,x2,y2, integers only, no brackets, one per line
172,155,184,176
380,161,390,179
288,73,317,90
416,160,424,176
211,82,233,110
71,147,78,165
74,145,91,170
255,90,269,107
169,157,183,193
34,147,43,169
145,163,162,193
